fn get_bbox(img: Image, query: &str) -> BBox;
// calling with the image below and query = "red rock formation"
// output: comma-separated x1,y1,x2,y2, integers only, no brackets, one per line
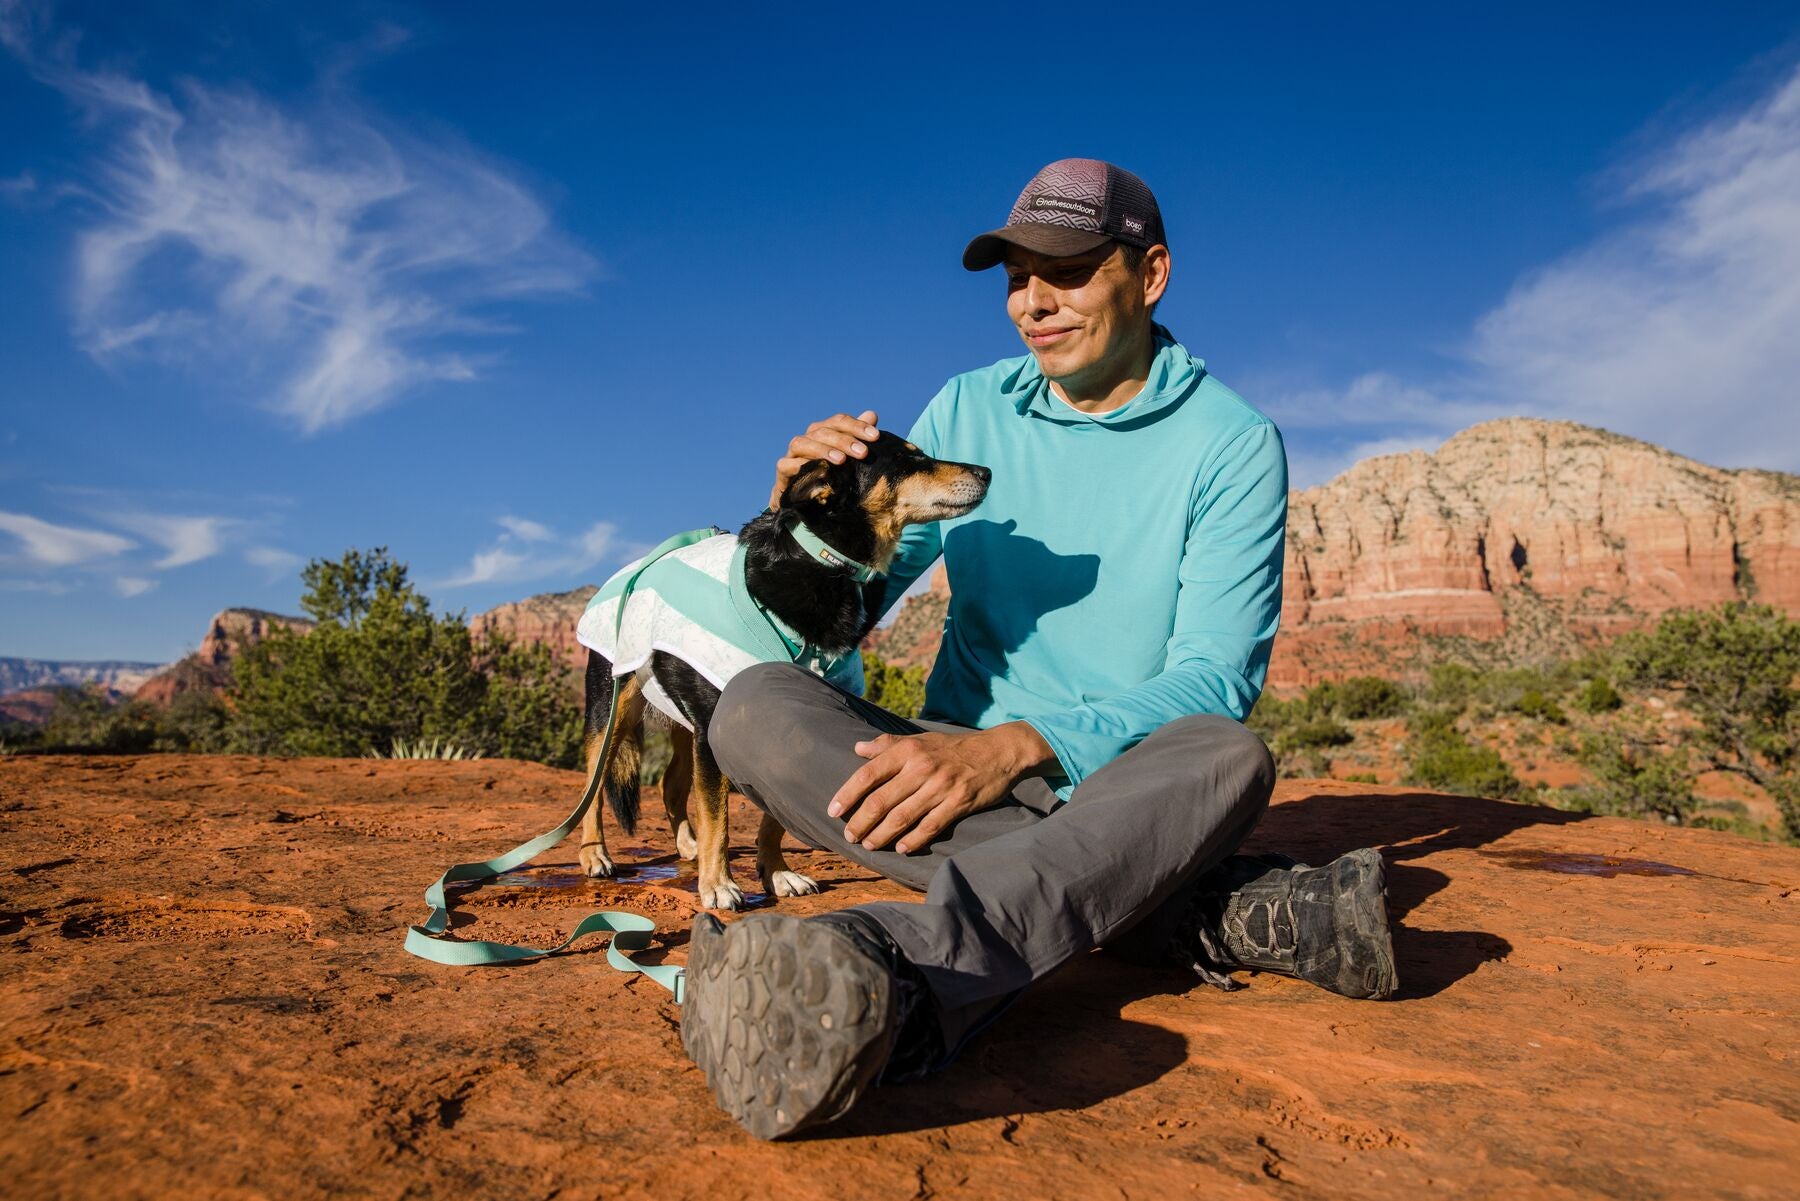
134,609,315,705
864,419,1800,689
1273,418,1799,686
468,585,595,672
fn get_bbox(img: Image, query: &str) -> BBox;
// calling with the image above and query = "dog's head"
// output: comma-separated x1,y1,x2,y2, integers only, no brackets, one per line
778,433,990,572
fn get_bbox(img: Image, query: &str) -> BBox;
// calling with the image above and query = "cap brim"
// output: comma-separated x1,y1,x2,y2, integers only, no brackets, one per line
962,224,1112,271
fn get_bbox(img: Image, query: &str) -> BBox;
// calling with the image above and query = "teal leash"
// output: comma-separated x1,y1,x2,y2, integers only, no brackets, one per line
401,527,719,997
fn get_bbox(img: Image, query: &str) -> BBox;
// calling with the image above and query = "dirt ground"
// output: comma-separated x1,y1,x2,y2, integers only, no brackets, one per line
2,755,1797,1200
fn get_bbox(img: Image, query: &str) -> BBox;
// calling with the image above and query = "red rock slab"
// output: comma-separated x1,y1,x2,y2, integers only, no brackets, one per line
1,756,1796,1199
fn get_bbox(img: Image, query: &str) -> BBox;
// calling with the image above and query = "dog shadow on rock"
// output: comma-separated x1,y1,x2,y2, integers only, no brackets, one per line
937,519,1101,718
1250,789,1572,999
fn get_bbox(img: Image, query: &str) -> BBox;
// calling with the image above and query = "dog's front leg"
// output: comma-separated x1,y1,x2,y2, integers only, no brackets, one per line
689,736,746,911
577,726,616,879
756,814,820,898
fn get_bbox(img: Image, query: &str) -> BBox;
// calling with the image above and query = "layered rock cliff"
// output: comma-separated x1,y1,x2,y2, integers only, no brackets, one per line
866,418,1800,688
468,585,594,672
133,609,315,705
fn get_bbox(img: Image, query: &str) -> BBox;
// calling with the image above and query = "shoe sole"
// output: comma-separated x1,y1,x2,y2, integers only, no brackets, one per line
1331,848,1399,999
681,912,896,1140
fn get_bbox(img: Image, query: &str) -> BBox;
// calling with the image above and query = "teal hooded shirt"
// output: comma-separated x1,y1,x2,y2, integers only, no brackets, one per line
881,328,1287,798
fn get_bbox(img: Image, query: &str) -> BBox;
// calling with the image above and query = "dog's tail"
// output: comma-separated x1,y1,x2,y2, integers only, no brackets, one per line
603,729,643,835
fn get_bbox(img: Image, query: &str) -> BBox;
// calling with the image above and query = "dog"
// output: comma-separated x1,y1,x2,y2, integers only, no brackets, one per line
573,433,990,910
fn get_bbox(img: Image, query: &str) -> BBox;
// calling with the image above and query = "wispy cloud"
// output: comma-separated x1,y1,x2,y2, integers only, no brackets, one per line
245,545,302,580
114,575,156,597
1271,60,1800,488
440,518,623,589
106,512,235,568
1,1,593,433
0,510,134,566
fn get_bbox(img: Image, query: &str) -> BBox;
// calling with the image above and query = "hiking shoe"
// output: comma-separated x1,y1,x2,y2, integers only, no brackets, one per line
681,911,901,1139
1173,848,1398,999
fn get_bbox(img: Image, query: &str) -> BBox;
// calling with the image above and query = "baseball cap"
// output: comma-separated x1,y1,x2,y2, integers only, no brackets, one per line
963,158,1166,271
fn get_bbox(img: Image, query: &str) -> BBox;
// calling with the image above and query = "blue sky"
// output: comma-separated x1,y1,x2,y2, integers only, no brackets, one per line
3,1,1799,662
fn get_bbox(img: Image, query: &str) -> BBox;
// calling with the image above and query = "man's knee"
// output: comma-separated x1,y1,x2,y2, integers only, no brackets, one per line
710,662,817,769
1151,713,1277,809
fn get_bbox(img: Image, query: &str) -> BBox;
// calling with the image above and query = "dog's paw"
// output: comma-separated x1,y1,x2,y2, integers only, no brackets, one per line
698,878,746,911
675,822,697,861
579,844,616,879
765,869,821,898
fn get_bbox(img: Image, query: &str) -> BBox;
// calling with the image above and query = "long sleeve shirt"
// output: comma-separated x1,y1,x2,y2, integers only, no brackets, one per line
877,326,1287,799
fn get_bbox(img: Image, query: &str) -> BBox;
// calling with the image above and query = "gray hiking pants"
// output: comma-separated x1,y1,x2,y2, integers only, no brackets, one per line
709,662,1276,1053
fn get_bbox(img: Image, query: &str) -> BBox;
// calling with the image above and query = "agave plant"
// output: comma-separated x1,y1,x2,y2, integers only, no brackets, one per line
365,736,484,761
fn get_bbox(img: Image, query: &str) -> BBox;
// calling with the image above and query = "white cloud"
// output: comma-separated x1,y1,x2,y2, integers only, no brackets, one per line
0,169,35,196
497,516,554,542
1286,434,1442,491
245,545,302,579
2,3,593,434
106,512,235,568
114,575,156,597
440,518,621,589
0,510,134,566
1266,61,1800,480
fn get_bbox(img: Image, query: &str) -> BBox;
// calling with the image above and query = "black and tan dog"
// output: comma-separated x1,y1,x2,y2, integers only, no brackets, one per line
575,434,990,910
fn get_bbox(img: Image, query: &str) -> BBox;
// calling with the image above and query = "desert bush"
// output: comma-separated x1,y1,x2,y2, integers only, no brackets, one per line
1313,676,1409,720
1403,709,1526,800
1572,676,1623,714
1613,603,1800,840
37,689,159,753
1286,718,1355,749
1567,723,1696,824
229,547,580,766
1512,689,1568,724
862,651,927,719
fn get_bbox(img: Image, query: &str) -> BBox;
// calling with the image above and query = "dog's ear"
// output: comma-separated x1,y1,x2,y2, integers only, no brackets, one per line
782,460,835,510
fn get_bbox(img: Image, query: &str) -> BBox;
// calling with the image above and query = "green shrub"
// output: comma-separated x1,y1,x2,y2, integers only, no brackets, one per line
1615,603,1800,840
1287,718,1355,749
1425,663,1479,707
38,689,159,753
1572,676,1623,714
862,651,927,719
1314,676,1409,720
1403,710,1526,799
229,547,581,765
1512,689,1568,724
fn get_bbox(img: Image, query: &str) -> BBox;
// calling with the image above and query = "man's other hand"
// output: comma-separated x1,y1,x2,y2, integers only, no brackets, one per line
770,410,880,509
828,723,1055,854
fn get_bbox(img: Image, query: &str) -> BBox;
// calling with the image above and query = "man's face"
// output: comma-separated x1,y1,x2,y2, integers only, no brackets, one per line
1003,242,1159,383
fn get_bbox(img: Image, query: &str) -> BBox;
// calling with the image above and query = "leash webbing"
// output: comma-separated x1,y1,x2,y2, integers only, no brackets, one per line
400,527,719,997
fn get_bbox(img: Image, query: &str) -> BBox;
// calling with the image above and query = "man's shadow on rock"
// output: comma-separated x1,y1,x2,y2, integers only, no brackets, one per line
812,953,1189,1141
1249,788,1585,1000
812,789,1576,1136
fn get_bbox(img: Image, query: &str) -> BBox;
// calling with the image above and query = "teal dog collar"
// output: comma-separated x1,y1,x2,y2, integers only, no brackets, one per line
784,516,882,583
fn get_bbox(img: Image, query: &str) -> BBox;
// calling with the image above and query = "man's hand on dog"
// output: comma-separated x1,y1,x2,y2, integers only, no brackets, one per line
829,723,1056,854
771,410,881,509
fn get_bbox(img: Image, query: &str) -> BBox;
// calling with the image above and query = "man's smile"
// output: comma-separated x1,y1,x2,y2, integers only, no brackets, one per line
1024,326,1078,347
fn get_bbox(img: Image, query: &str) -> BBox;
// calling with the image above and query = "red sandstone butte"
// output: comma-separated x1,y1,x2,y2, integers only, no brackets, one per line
2,755,1795,1198
133,608,315,705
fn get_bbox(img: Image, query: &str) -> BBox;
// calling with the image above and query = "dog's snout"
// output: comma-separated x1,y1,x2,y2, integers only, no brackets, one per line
969,465,992,484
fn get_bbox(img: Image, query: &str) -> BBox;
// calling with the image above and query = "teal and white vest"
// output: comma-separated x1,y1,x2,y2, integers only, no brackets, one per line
576,531,864,731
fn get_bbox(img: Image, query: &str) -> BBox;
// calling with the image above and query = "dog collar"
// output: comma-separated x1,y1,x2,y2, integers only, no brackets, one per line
783,516,882,583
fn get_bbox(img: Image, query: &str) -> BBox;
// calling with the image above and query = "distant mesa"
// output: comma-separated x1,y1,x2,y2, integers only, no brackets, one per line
131,609,316,707
468,585,595,673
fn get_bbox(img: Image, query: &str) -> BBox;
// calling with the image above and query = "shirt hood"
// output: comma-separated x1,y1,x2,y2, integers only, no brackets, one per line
998,324,1207,428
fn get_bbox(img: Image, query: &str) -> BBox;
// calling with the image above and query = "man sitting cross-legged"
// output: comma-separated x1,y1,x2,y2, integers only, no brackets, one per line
679,158,1397,1141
